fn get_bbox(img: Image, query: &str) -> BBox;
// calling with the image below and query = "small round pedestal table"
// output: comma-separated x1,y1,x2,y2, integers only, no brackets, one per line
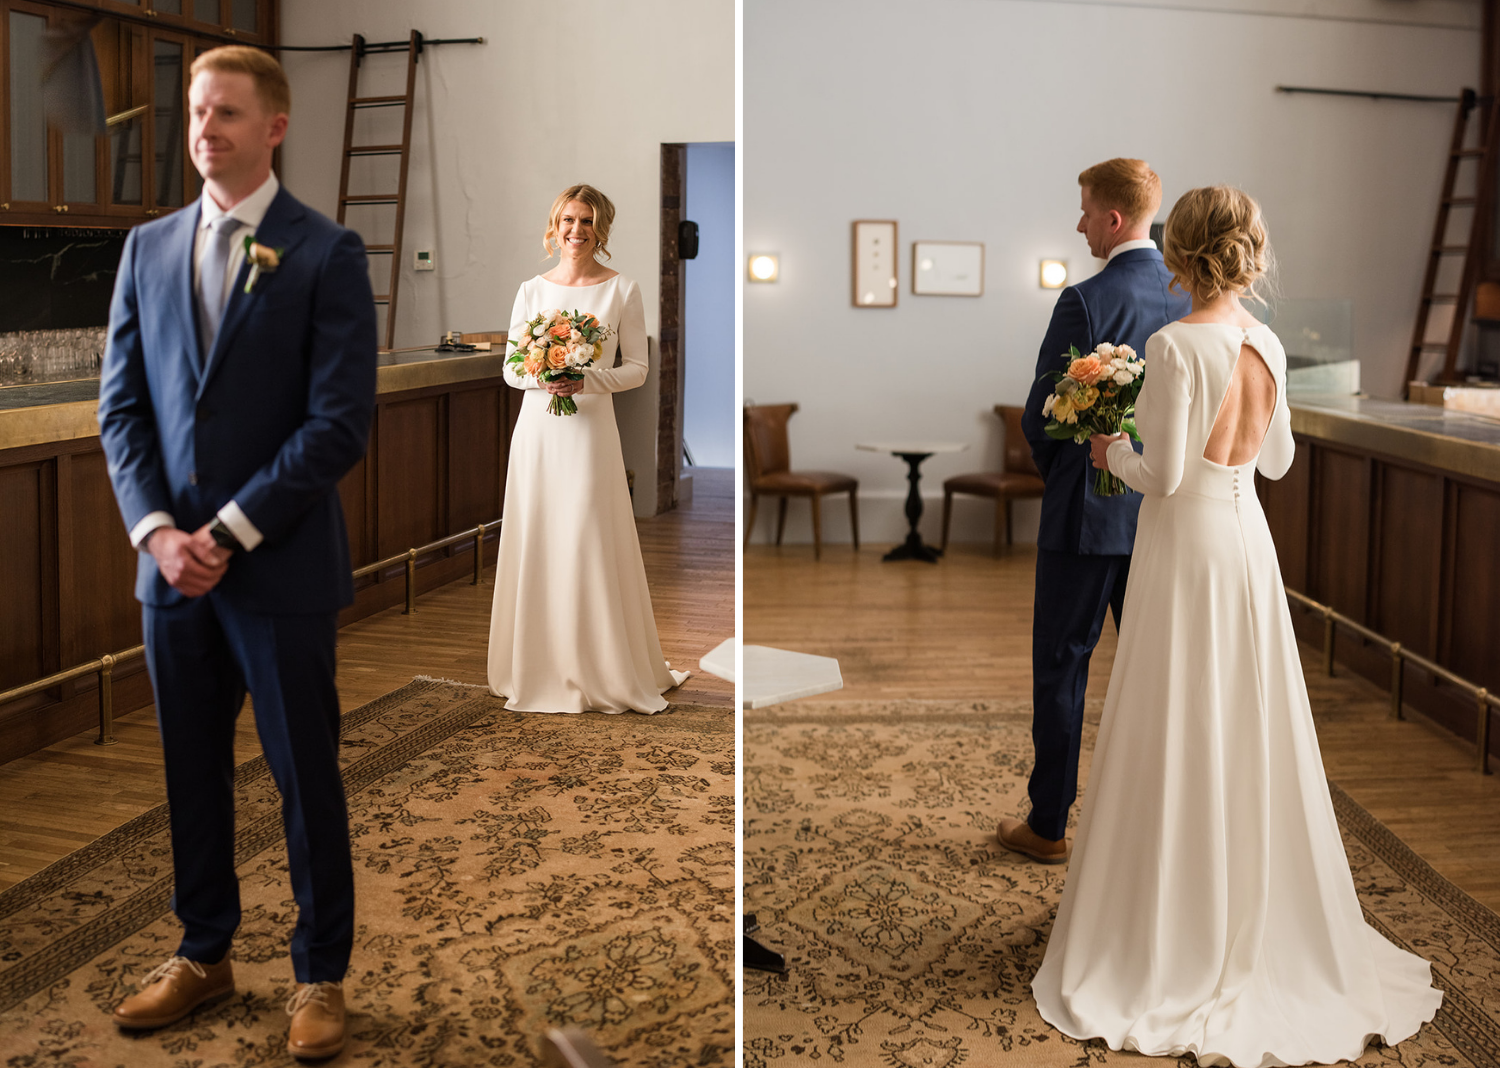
856,441,968,562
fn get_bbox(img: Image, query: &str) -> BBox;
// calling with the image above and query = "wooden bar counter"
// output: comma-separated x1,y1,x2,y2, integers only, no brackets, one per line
1259,394,1500,761
0,348,518,764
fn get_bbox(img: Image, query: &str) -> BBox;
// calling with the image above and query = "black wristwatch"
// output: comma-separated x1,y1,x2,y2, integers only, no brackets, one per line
207,517,243,552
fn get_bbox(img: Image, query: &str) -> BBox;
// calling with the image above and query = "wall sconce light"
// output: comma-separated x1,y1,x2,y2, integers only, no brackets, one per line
1039,260,1068,289
747,253,779,283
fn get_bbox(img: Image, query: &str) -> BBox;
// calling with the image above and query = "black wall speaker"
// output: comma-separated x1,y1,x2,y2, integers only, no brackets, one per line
678,220,700,260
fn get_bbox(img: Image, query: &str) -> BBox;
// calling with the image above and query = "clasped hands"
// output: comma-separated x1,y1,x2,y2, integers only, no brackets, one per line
1089,432,1131,472
543,377,583,397
145,523,232,597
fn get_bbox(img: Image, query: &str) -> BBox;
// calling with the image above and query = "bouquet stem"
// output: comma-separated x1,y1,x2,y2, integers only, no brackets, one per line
546,395,579,416
1094,468,1130,497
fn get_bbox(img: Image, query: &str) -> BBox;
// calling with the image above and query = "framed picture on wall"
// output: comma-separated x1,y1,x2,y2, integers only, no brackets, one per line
852,220,898,307
912,241,984,296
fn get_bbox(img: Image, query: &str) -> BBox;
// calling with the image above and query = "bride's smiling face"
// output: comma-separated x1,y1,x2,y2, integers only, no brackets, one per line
557,201,598,258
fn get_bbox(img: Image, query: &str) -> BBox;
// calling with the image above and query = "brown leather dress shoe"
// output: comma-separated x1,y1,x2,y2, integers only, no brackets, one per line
112,954,234,1030
287,981,346,1060
996,817,1071,864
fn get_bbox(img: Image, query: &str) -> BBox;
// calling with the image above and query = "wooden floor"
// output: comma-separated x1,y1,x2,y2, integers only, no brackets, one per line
745,539,1500,912
0,468,734,892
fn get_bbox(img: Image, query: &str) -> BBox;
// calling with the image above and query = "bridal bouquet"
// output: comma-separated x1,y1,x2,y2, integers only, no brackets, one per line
1040,342,1145,496
508,309,614,416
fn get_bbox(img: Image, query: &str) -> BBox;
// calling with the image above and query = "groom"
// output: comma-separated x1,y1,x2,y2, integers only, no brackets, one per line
98,46,375,1057
998,159,1189,863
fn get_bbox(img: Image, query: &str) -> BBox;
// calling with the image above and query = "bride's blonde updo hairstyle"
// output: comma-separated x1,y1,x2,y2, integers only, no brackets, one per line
1162,185,1274,305
543,184,616,261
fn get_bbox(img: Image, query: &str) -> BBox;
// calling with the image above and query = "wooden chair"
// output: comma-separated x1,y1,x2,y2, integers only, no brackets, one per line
940,405,1045,555
744,403,859,560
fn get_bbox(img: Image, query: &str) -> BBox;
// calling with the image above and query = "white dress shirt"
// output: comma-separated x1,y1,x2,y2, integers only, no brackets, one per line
1108,237,1158,261
130,173,280,554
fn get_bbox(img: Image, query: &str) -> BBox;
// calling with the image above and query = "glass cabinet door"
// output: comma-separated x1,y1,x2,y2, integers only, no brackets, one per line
8,8,50,206
150,36,183,209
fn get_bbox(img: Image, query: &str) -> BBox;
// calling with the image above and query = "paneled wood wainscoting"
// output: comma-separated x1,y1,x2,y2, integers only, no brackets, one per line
0,355,518,766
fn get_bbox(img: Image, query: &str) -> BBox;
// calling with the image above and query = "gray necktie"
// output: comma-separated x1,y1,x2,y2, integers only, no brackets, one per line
196,215,240,364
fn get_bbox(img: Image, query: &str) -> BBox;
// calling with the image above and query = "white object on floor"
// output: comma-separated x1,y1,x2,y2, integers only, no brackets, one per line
742,645,842,709
699,638,735,683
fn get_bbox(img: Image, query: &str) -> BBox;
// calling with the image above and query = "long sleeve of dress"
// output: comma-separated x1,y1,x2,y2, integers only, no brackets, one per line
1107,331,1192,497
504,282,541,390
581,280,649,394
1256,340,1296,479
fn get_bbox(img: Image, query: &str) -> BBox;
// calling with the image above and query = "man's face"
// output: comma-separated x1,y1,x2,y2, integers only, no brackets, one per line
1077,186,1121,259
188,69,286,192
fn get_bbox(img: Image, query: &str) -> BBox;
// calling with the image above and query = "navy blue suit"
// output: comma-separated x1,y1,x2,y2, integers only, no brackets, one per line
1020,247,1189,841
99,186,376,981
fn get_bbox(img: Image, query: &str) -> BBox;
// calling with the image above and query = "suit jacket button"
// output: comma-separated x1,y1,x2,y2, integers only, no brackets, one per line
188,471,198,486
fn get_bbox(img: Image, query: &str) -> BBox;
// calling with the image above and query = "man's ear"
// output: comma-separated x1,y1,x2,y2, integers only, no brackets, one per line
1108,209,1125,234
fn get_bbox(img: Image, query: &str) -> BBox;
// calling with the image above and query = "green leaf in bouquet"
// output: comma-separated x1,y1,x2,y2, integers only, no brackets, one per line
1121,415,1139,441
1044,421,1077,441
1068,344,1081,359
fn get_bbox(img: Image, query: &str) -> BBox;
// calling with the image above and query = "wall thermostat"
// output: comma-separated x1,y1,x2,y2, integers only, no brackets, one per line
414,250,435,271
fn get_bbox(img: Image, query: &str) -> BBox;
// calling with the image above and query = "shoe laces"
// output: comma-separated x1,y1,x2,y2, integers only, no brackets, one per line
286,980,342,1017
141,956,207,986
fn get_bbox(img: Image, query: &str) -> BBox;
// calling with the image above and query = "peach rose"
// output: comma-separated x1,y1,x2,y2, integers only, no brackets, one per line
523,352,545,376
547,346,569,370
1066,354,1105,386
549,321,573,339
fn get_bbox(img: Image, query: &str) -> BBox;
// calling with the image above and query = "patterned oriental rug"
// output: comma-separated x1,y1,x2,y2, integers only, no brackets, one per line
0,679,734,1067
743,700,1500,1068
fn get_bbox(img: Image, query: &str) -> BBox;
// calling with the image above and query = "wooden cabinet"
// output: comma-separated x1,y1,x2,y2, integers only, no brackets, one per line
1258,411,1500,761
0,0,275,228
0,366,518,766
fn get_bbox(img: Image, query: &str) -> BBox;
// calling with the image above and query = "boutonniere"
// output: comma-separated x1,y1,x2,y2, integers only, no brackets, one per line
243,235,284,293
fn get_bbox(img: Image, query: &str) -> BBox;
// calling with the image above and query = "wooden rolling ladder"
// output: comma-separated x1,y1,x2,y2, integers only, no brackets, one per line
1404,87,1500,395
336,31,421,352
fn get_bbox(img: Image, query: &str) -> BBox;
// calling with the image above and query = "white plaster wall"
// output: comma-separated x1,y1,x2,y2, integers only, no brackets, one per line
744,0,1481,547
685,141,737,469
277,0,735,517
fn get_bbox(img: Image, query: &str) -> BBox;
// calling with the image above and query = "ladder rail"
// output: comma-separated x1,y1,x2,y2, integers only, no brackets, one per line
1405,89,1477,395
334,30,420,352
1441,95,1500,384
383,30,422,352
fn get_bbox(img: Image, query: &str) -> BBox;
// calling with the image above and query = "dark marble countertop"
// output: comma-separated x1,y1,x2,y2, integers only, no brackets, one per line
1290,393,1500,483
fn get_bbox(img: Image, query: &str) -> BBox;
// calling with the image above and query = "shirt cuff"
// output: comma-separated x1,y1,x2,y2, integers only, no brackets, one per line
217,501,264,551
129,511,175,550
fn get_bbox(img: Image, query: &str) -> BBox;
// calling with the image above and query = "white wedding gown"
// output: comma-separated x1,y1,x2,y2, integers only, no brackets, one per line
486,273,688,713
1031,322,1442,1066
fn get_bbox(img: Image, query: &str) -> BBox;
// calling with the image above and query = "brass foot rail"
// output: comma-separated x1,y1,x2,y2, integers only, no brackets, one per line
0,518,501,750
1286,586,1496,774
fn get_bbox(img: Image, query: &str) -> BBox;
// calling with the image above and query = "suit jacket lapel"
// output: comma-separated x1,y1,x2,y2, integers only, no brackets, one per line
197,187,308,397
172,203,206,378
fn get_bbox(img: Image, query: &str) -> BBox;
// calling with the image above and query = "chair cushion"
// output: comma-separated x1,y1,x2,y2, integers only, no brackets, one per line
753,470,858,495
944,471,1045,497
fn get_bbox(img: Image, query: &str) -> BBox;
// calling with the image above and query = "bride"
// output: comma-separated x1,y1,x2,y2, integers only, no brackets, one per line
1029,185,1442,1065
486,184,688,713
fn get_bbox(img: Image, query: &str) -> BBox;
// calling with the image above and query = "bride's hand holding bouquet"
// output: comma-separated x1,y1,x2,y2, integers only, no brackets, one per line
508,308,614,415
1039,342,1145,495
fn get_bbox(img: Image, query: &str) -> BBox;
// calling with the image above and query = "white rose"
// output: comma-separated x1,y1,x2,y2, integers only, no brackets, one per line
1115,345,1136,360
1113,369,1134,386
532,324,546,337
570,329,583,343
1094,343,1116,359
